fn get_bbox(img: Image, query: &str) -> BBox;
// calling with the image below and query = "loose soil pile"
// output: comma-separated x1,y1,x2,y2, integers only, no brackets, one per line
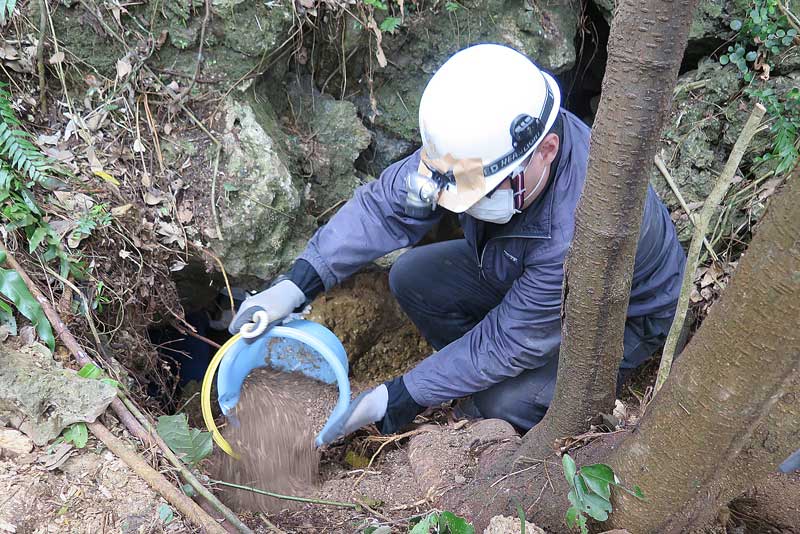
211,367,337,513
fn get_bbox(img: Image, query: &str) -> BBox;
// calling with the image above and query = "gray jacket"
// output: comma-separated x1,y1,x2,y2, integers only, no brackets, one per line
299,109,686,407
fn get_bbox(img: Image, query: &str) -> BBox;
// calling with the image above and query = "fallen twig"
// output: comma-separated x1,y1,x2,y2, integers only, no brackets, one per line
655,103,767,392
0,244,253,534
89,421,228,534
210,479,358,508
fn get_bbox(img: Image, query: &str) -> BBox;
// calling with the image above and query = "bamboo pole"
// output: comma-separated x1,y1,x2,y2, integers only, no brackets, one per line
655,103,766,392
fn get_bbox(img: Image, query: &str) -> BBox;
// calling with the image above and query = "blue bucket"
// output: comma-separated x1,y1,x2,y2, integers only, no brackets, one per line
216,319,350,446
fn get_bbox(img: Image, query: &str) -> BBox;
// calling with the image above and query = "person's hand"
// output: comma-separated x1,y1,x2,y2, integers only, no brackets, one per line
228,279,306,335
317,385,388,445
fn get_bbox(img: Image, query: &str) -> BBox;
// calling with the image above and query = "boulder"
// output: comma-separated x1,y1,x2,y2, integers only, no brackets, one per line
210,94,314,281
0,342,116,446
280,77,372,216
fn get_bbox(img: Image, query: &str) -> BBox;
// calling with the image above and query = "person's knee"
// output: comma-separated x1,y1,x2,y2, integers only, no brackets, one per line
389,248,427,301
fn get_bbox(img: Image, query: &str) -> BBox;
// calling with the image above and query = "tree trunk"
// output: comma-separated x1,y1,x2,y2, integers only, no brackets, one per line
516,0,699,458
607,176,800,533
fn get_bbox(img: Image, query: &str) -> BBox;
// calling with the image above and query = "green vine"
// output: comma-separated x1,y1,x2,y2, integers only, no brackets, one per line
719,0,799,176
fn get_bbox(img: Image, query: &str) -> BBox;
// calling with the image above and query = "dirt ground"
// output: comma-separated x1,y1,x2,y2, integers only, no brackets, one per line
307,271,432,388
0,435,189,533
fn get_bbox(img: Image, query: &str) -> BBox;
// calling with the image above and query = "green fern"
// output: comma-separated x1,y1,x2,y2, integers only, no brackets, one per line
0,0,16,25
0,82,51,185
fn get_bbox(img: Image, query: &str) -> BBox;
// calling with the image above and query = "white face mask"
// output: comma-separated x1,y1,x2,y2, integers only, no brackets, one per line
466,165,547,224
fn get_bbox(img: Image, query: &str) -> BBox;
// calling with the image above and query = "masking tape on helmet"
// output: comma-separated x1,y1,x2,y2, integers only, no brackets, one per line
419,149,488,213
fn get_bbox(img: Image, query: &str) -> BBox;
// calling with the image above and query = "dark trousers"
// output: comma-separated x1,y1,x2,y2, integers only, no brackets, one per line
389,239,673,431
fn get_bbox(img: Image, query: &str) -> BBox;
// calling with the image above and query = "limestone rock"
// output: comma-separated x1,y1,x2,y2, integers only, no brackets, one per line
211,95,314,280
0,342,117,446
650,59,798,243
282,78,372,216
0,427,34,457
484,515,547,534
50,1,293,82
354,0,579,149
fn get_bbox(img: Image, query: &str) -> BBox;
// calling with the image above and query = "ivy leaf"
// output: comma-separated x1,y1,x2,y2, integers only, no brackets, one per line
581,464,615,500
730,19,742,31
633,485,646,500
0,255,55,350
156,414,213,467
438,511,475,534
562,454,577,487
719,54,730,65
63,422,88,448
158,503,175,524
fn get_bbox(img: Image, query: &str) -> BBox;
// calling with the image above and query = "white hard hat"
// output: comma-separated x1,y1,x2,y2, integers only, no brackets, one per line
418,43,561,213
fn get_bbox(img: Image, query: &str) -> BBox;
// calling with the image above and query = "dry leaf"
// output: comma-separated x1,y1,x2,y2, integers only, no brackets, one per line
116,58,132,80
85,146,103,172
170,260,187,272
164,123,173,135
48,51,65,65
111,204,133,217
700,286,713,301
157,220,186,248
177,204,194,224
298,0,315,7
690,287,703,303
144,190,165,205
94,170,120,186
133,138,145,153
37,133,60,145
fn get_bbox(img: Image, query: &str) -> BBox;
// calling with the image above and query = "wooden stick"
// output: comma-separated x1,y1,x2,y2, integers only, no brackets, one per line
655,103,767,392
89,422,227,534
37,0,47,114
0,244,253,534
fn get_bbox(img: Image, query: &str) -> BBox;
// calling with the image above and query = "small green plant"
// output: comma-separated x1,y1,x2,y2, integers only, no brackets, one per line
70,203,113,247
406,511,474,534
91,281,112,313
364,0,388,10
445,1,462,12
1,82,74,278
77,362,121,389
0,250,55,349
379,16,402,32
747,85,800,175
562,454,645,534
720,0,798,82
62,423,89,448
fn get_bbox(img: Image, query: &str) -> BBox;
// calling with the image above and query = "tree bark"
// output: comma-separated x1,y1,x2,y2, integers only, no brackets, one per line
607,176,800,533
516,0,699,458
